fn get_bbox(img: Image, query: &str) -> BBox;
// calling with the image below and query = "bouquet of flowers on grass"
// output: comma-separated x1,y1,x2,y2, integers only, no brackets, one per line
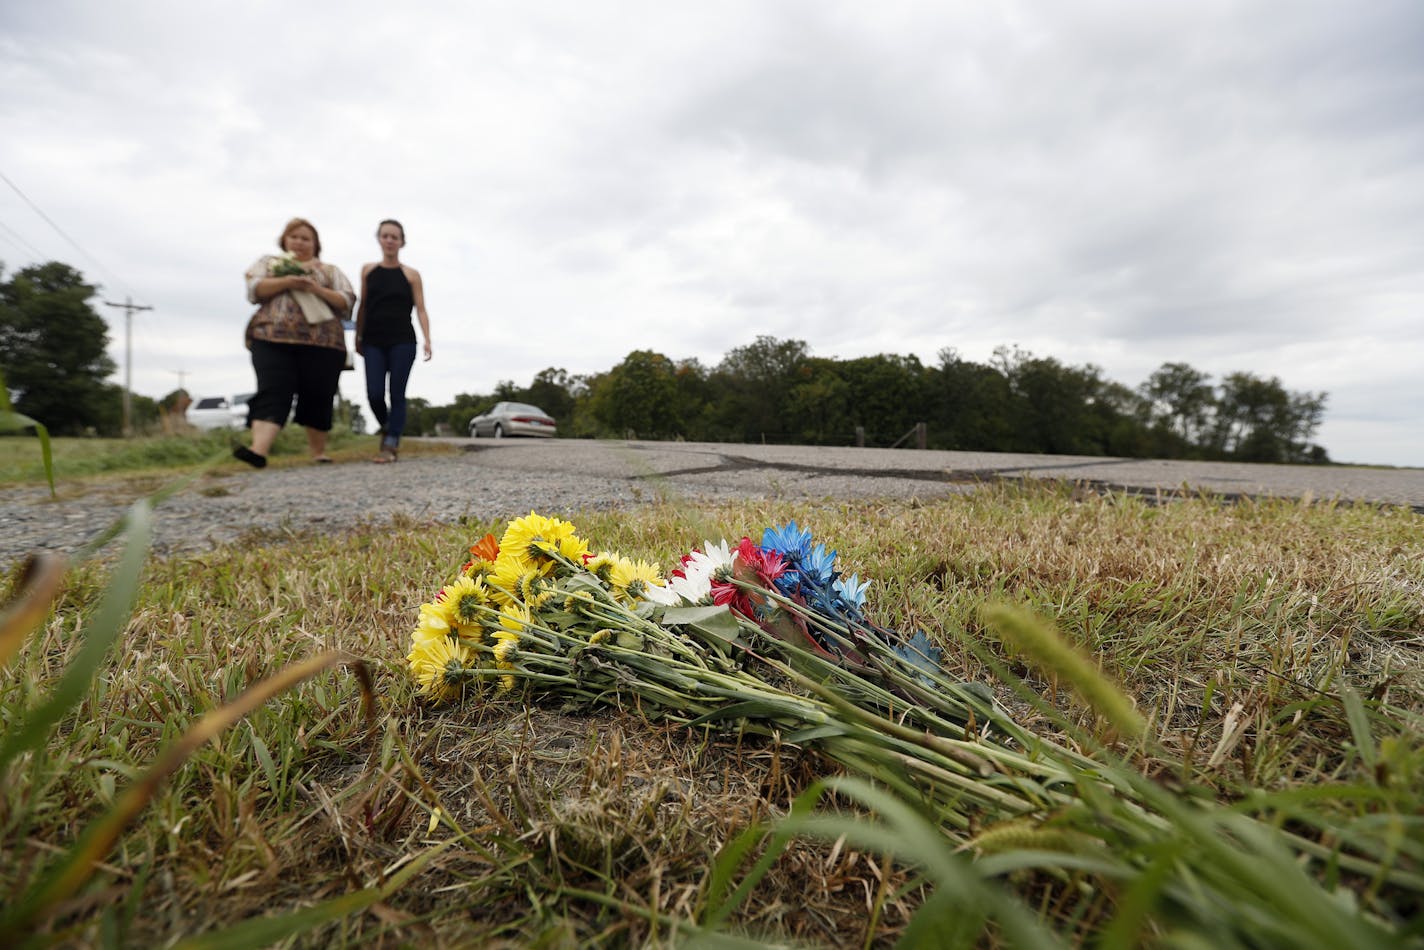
406,512,1424,943
407,512,1081,826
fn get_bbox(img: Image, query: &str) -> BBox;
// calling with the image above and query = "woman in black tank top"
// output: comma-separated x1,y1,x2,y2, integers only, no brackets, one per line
354,219,432,462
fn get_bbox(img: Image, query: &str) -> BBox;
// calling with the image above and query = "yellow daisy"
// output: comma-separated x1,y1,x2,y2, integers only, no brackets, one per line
609,556,673,605
411,603,453,645
440,574,493,626
422,592,457,627
499,512,588,567
490,557,546,604
499,602,533,635
408,635,474,702
538,532,591,567
492,629,520,663
583,551,619,585
562,588,602,615
462,558,496,581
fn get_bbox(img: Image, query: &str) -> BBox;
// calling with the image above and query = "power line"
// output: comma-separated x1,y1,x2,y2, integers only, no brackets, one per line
0,217,50,262
0,167,141,299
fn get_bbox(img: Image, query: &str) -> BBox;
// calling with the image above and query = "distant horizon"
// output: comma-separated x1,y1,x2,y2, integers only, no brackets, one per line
108,341,1411,470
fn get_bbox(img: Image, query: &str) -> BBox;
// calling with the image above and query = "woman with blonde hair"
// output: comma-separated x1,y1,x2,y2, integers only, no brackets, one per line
355,218,431,463
233,217,355,467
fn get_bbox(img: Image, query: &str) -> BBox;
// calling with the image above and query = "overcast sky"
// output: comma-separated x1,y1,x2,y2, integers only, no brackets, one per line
2,1,1421,466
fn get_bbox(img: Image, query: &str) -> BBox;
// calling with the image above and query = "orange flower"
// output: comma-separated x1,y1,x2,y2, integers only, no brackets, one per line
462,533,501,574
469,533,500,562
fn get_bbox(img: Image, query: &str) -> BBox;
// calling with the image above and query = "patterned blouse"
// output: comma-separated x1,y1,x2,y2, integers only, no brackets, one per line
243,255,355,351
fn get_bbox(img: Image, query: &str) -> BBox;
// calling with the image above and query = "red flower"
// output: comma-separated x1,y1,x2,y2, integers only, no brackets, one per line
735,537,787,586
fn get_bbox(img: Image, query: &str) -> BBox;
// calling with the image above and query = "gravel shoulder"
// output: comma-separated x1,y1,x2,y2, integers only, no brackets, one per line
3,439,1421,566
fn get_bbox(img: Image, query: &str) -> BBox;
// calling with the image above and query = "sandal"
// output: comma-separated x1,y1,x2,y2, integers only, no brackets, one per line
313,456,334,465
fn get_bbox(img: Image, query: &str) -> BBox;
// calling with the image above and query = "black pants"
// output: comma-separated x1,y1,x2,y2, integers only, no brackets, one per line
248,340,346,431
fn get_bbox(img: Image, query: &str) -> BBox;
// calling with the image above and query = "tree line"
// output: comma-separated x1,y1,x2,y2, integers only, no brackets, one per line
2,261,1329,462
415,336,1329,464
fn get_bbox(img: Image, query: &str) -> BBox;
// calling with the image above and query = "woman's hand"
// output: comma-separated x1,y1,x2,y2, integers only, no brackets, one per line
290,277,344,309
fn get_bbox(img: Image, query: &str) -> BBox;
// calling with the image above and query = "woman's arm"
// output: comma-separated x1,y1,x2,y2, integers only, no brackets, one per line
407,266,432,360
251,275,304,301
354,263,375,355
316,264,356,315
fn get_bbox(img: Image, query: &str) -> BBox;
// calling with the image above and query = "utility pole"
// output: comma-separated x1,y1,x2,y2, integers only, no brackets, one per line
104,297,153,437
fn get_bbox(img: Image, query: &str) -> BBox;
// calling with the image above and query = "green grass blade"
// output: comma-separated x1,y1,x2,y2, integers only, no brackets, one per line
170,888,382,950
168,841,455,950
698,778,830,930
982,602,1145,739
0,408,55,496
0,501,151,777
1339,685,1377,774
698,824,771,924
0,649,372,940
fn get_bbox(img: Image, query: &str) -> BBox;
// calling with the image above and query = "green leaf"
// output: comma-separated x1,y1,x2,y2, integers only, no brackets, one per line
661,605,744,653
784,723,848,744
661,605,736,630
250,729,279,797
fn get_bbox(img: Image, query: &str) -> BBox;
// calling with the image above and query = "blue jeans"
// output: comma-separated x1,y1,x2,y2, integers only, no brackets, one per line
363,341,418,448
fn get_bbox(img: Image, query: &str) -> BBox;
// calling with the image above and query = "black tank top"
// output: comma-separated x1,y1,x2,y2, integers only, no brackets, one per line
362,266,416,346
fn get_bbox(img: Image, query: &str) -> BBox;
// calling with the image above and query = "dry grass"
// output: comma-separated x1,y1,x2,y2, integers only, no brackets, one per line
3,482,1421,945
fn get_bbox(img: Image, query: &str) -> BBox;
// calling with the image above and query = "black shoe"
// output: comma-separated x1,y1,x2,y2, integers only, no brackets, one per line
233,445,267,469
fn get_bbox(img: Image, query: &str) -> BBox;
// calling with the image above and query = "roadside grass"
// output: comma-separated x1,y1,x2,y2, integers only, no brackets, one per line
0,431,459,485
2,483,1421,945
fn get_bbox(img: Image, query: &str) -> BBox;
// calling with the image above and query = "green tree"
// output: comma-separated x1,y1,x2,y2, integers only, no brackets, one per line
525,367,577,423
785,358,852,444
0,262,119,435
404,396,434,436
669,358,713,439
1140,362,1215,447
1210,372,1328,463
929,349,1017,450
995,347,1105,454
588,350,682,438
837,354,926,445
711,336,810,442
446,391,491,437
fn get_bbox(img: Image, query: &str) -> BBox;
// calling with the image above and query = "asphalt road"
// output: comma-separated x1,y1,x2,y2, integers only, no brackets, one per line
458,438,1424,512
4,439,1420,566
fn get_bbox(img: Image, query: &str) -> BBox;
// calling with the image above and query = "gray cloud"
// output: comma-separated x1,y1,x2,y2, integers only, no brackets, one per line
1,0,1421,464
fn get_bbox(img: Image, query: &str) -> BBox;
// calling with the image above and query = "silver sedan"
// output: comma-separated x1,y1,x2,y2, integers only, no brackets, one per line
467,402,557,438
